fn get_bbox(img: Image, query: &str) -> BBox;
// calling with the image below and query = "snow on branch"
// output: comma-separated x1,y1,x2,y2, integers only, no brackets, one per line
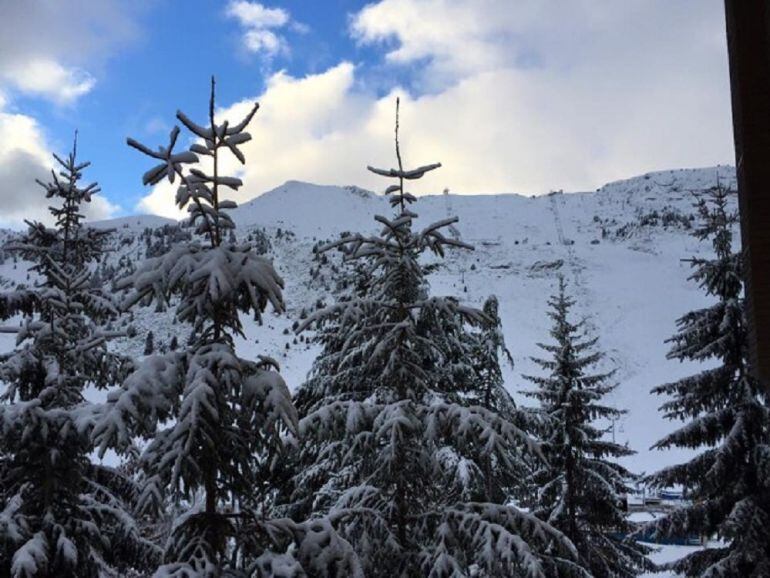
367,163,442,180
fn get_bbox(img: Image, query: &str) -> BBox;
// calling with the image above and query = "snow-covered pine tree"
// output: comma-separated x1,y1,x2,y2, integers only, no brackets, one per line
522,277,651,577
284,99,585,577
463,295,520,506
144,331,155,356
0,137,155,577
468,295,515,413
646,182,770,577
91,78,360,577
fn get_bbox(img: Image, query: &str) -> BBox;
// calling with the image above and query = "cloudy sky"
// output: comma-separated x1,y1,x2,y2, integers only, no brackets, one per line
0,0,732,223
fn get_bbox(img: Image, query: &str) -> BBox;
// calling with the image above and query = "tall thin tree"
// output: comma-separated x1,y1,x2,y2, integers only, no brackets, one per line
0,137,154,577
647,183,770,577
523,277,651,577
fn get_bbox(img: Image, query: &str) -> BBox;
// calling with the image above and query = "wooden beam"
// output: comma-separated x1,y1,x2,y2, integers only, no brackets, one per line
724,0,770,389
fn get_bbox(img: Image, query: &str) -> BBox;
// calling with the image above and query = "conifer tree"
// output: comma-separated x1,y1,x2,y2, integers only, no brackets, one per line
646,183,770,577
91,78,360,577
522,278,651,577
469,295,515,413
144,331,155,356
283,100,585,577
0,138,155,577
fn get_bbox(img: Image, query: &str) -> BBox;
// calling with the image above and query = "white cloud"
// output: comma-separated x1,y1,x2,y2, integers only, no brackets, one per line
226,1,295,58
83,196,121,224
0,1,131,225
3,59,95,105
350,0,729,90
0,111,53,227
139,1,733,216
0,110,49,161
351,0,513,88
227,1,289,28
0,0,139,104
137,180,183,220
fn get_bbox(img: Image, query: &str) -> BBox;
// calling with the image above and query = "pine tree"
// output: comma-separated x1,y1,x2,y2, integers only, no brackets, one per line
464,295,522,508
522,278,651,577
646,183,770,577
468,295,515,413
0,137,155,577
282,100,585,577
144,331,155,356
91,78,360,577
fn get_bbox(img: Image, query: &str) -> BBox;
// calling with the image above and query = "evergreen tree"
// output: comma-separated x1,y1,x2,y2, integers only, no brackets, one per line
0,137,155,577
91,78,359,577
468,295,515,413
283,100,585,577
144,331,155,356
464,295,521,508
646,183,770,577
522,278,651,577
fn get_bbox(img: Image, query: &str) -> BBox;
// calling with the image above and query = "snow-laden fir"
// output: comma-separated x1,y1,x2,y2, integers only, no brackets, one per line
644,183,770,577
89,79,360,576
0,139,156,577
522,277,653,577
276,98,587,576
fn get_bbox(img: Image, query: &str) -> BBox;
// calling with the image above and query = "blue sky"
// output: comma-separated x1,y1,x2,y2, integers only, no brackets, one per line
0,1,733,224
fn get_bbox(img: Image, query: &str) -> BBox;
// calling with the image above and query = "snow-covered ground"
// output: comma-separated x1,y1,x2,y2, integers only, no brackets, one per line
642,543,702,578
0,165,735,574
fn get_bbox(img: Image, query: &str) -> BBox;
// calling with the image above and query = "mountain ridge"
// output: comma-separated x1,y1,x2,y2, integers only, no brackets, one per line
89,164,737,233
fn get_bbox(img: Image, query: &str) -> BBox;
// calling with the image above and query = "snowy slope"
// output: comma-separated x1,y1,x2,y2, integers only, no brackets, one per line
216,166,736,476
0,165,737,478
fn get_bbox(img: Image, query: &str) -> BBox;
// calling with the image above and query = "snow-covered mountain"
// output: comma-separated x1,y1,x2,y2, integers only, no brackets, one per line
0,165,737,475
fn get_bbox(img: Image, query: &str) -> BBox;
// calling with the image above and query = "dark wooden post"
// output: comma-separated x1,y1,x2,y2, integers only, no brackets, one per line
724,0,770,390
